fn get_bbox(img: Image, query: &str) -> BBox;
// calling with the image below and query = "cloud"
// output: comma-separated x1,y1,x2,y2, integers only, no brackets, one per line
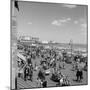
80,22,87,36
79,18,87,28
52,20,61,26
28,22,32,25
74,18,87,36
52,18,71,26
81,23,87,28
59,18,71,23
74,18,87,27
74,20,78,24
67,18,71,21
63,4,77,8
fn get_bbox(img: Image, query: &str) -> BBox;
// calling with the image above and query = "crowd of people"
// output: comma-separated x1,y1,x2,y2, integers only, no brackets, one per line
17,42,87,88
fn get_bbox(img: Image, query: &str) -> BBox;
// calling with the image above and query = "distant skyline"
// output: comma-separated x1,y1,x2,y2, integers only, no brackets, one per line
15,1,88,44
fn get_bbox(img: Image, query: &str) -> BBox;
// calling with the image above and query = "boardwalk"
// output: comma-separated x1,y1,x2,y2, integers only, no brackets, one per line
17,61,87,89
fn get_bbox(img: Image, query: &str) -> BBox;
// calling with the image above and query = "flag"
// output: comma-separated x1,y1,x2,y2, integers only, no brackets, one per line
69,39,73,45
14,0,19,11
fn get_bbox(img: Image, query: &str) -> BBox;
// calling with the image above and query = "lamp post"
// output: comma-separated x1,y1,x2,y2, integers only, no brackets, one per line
69,39,73,60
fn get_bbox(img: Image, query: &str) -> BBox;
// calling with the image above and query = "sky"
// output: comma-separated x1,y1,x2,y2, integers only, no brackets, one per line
15,1,88,44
